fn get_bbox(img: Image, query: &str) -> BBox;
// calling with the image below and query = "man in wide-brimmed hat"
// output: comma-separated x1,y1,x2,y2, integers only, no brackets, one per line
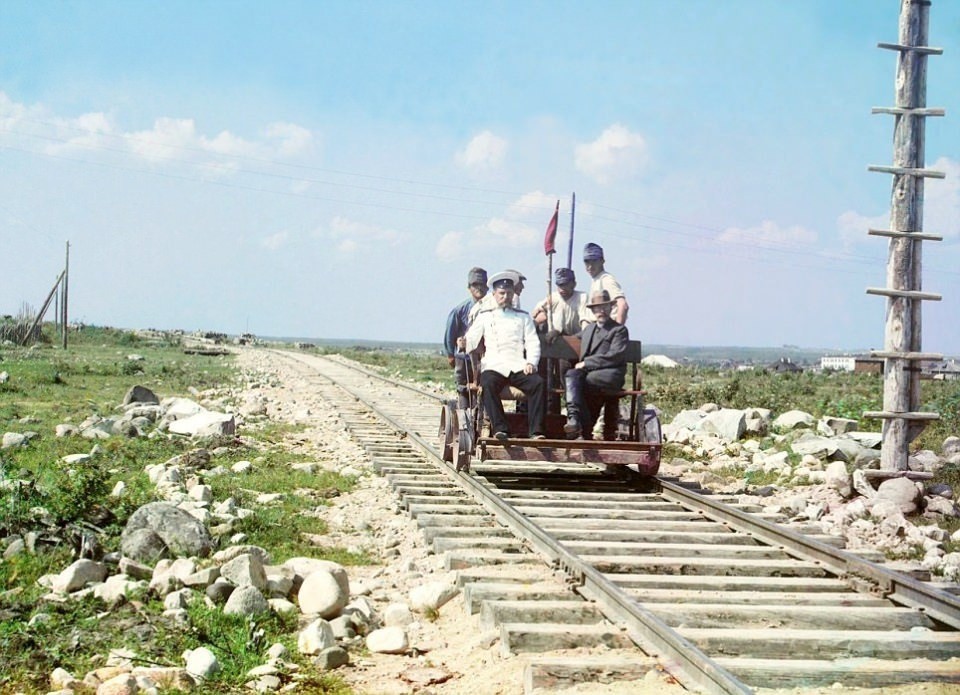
564,289,629,440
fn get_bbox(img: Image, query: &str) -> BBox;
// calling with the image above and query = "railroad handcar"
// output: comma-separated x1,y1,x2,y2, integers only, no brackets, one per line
440,337,662,475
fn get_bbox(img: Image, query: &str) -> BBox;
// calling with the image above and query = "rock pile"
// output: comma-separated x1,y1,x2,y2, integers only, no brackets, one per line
661,405,960,580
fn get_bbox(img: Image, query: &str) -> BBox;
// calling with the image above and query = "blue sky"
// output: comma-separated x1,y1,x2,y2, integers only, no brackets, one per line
1,1,958,353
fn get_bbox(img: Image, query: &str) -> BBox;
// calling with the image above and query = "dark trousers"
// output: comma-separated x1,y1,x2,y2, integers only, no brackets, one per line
479,370,545,437
565,368,622,439
454,357,469,408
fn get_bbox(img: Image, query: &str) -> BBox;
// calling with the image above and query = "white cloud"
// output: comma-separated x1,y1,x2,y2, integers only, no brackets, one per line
434,191,552,262
836,210,887,247
436,231,465,262
507,190,558,221
265,122,314,159
574,123,648,184
261,231,289,251
318,216,403,254
0,91,315,174
456,130,508,170
834,156,959,248
718,219,817,248
926,156,960,239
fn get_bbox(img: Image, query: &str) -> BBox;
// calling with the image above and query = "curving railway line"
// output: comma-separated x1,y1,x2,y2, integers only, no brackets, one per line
266,348,960,694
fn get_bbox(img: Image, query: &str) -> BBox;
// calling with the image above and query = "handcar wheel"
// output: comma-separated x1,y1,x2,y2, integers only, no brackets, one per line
455,427,473,473
636,405,662,444
440,401,457,462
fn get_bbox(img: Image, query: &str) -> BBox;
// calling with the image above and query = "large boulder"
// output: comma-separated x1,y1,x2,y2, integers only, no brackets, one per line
695,409,746,442
876,477,922,515
121,502,214,562
168,412,236,438
772,410,816,432
790,433,842,460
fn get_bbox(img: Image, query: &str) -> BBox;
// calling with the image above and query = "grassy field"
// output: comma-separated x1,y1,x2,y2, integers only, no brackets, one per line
0,326,358,693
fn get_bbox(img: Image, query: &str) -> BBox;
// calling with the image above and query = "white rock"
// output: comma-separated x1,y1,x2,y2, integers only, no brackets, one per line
409,581,459,612
824,461,852,498
53,559,107,593
232,460,253,474
383,602,414,627
298,570,348,618
772,410,815,431
223,585,270,616
94,575,145,605
188,484,212,503
366,626,409,654
220,553,267,590
298,618,336,655
876,477,921,514
183,646,220,679
268,598,298,616
168,411,235,437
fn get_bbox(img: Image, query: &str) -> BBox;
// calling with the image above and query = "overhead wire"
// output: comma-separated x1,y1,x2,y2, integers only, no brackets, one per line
2,119,956,278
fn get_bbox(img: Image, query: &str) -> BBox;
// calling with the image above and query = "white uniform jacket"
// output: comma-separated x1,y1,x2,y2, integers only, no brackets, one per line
465,306,540,378
468,292,522,324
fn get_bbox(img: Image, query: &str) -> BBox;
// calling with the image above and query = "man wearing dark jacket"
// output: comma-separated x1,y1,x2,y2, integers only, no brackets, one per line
443,267,488,407
564,290,628,440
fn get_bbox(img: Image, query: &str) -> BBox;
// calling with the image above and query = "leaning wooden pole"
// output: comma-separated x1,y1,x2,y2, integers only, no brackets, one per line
864,0,945,470
22,271,66,346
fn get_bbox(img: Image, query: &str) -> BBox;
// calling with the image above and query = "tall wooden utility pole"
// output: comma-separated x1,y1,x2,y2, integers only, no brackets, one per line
864,0,945,470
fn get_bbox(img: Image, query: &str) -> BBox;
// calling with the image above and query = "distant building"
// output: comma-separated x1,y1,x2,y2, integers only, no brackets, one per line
821,356,856,371
769,357,802,374
924,358,960,380
820,355,882,374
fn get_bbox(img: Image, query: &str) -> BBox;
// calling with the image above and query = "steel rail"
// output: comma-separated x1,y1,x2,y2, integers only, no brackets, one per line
282,351,754,695
659,478,960,630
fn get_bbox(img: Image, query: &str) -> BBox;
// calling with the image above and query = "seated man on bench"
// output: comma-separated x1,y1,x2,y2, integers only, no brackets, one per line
564,290,629,440
460,271,546,441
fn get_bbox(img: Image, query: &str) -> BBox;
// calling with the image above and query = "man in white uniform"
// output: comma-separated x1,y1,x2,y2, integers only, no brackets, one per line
582,243,629,325
468,269,526,322
460,272,545,440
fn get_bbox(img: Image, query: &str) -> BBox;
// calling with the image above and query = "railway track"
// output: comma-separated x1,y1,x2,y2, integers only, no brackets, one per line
266,348,960,694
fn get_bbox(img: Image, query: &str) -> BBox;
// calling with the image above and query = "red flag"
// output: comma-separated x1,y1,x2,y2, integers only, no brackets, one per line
543,200,559,255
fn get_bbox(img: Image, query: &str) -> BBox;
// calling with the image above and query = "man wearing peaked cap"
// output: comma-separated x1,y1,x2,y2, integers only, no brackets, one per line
530,266,589,413
469,269,526,322
564,289,629,441
531,267,589,338
582,242,629,325
443,267,488,408
458,271,545,440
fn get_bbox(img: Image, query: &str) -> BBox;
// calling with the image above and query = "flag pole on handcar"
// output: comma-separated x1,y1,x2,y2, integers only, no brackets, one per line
543,200,560,333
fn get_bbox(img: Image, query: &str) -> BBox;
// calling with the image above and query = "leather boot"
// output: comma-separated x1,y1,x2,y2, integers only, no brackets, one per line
564,370,584,439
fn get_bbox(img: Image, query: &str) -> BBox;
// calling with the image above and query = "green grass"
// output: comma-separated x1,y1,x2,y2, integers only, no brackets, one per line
312,345,450,387
0,324,365,692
